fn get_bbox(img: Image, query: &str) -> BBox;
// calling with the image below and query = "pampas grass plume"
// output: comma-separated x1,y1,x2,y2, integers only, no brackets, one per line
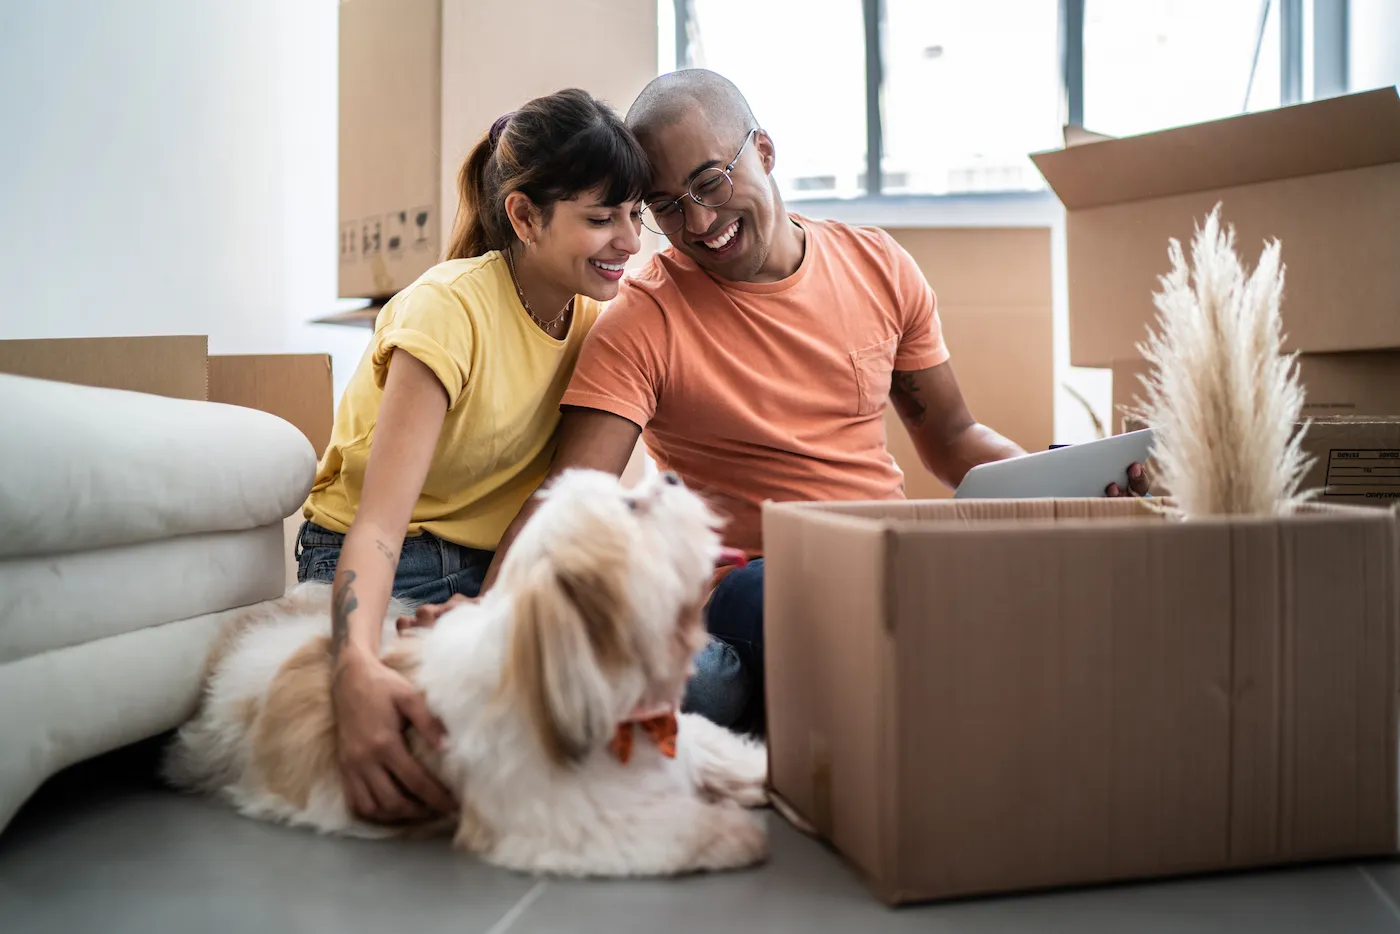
1129,204,1312,517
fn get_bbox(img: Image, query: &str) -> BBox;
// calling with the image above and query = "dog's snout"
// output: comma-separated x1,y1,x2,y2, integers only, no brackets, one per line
661,471,681,487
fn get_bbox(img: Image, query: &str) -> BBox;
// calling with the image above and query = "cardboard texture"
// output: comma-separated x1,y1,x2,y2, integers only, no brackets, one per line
338,0,657,300
0,335,209,400
763,497,1400,904
883,229,1054,499
208,354,336,457
0,336,334,457
1032,87,1400,367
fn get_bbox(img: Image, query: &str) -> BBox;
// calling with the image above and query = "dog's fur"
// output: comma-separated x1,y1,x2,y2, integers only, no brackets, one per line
163,469,769,877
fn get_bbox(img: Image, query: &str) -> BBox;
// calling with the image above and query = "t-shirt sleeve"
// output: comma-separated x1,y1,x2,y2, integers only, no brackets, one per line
370,282,474,409
559,285,665,429
883,232,951,372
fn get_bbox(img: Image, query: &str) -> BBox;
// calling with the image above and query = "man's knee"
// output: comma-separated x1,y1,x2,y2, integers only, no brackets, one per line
706,558,764,648
681,638,751,728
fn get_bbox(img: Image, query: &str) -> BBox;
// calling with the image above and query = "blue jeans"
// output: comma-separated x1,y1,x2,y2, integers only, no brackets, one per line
683,559,765,734
294,521,494,605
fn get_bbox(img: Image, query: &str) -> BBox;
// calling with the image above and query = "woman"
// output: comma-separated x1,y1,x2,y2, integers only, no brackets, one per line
294,88,648,824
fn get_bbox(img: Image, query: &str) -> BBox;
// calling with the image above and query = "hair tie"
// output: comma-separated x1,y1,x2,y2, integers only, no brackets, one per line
489,112,515,150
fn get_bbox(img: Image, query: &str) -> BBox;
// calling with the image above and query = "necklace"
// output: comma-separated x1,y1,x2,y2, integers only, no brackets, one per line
505,247,572,333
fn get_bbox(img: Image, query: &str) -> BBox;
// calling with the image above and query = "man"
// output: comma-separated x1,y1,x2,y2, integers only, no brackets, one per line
420,69,1147,731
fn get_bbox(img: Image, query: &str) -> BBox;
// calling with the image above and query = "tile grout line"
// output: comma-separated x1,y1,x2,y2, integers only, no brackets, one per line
1357,867,1400,925
482,880,548,934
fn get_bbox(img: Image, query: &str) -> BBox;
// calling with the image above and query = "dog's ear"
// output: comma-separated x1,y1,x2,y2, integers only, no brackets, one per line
502,547,634,767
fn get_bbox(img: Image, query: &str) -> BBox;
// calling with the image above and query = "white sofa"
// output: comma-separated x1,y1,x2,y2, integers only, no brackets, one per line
0,372,316,831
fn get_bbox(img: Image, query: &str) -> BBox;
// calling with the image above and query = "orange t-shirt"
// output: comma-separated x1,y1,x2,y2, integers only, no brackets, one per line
560,215,949,554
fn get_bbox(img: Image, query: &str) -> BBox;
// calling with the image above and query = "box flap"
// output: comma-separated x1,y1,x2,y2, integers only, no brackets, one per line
208,354,335,456
1032,87,1400,209
0,335,208,400
1063,124,1116,147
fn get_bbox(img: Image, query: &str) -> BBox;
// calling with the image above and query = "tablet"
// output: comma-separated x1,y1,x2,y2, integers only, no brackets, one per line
952,428,1157,500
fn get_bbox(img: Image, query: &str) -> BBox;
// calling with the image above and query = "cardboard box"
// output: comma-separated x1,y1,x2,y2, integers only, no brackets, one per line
338,0,658,300
882,228,1054,499
1031,87,1400,368
1114,353,1400,430
0,336,334,457
763,497,1400,904
1114,356,1400,505
1120,414,1400,506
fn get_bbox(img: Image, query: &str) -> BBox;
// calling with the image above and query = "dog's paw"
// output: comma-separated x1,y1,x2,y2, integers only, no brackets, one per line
695,737,769,809
695,807,769,871
728,779,770,809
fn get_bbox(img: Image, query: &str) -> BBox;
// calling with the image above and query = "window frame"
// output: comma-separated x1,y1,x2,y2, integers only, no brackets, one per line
671,0,1345,208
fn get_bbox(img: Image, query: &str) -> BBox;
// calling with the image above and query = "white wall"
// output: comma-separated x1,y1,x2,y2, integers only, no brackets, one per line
0,0,366,398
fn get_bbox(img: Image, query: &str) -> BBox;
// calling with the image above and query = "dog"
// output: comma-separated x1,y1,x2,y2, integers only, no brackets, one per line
162,468,770,878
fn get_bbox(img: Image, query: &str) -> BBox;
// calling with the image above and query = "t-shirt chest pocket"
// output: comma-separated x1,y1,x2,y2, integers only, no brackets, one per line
849,336,897,417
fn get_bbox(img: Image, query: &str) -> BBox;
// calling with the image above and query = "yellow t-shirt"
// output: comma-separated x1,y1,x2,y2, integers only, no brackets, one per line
304,252,601,550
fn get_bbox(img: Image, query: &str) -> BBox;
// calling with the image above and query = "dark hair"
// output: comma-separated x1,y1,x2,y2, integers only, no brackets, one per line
447,88,651,260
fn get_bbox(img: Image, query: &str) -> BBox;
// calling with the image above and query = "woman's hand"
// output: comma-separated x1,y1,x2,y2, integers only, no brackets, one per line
331,646,456,824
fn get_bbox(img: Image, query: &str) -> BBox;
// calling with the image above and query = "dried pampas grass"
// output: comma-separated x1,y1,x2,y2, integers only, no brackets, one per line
1129,204,1312,517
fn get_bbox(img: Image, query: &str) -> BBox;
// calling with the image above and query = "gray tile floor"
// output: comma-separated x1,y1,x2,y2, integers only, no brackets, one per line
4,738,1400,933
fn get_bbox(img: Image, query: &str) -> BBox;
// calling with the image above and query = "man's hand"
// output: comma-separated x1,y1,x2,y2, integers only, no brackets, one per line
1105,462,1150,497
331,647,456,824
395,593,473,635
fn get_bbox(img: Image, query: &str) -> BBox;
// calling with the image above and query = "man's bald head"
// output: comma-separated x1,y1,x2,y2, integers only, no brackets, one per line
626,69,757,144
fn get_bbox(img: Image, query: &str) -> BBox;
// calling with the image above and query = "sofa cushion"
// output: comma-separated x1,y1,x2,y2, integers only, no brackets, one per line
0,523,287,664
0,608,228,832
0,374,316,559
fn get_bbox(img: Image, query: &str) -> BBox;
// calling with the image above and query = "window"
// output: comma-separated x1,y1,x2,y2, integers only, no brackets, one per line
1083,0,1280,137
882,0,1061,194
688,0,868,198
672,0,1321,201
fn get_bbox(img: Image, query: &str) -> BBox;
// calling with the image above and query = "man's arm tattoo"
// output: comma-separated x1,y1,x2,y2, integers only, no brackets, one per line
330,570,358,657
374,539,398,568
890,371,927,426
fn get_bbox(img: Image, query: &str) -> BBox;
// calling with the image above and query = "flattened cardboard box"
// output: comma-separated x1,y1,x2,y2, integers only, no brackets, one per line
763,498,1399,904
1032,87,1400,368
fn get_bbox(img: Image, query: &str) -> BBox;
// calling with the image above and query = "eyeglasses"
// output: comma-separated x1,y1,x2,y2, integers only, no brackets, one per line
640,128,757,236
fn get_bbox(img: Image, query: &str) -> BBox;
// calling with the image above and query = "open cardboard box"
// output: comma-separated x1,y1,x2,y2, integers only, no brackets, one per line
764,497,1400,904
1032,87,1400,369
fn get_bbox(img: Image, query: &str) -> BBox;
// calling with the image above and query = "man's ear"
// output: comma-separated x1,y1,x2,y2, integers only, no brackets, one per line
754,129,776,175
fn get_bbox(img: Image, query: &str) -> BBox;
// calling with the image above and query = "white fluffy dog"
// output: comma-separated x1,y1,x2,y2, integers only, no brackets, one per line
162,468,769,877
